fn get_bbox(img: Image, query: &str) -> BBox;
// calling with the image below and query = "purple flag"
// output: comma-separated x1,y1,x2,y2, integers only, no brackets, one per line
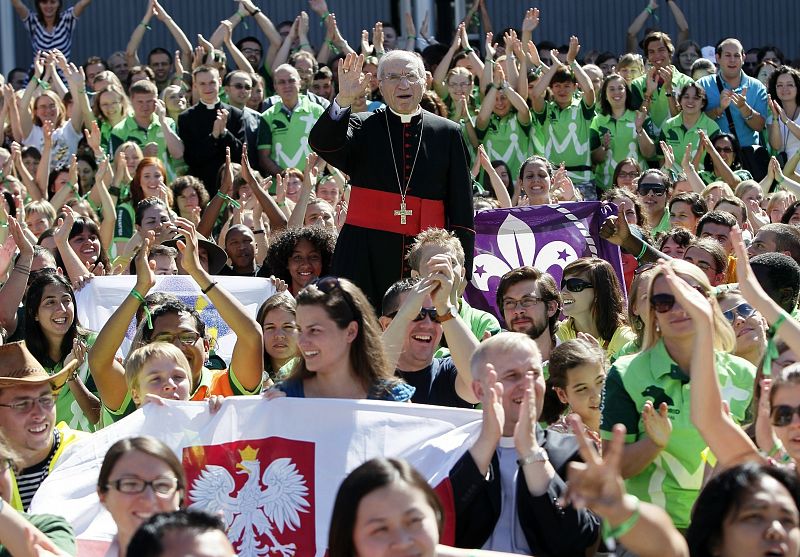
464,202,624,325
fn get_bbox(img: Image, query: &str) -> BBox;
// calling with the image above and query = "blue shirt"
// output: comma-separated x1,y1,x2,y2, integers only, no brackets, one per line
276,377,415,401
697,71,767,147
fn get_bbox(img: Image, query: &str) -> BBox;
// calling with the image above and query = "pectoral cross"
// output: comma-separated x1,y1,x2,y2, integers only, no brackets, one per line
394,200,413,225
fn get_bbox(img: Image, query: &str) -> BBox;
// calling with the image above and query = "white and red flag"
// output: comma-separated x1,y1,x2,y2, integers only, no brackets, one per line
30,397,481,556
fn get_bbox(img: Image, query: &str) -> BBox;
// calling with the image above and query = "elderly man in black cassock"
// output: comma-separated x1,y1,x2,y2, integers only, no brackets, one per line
309,51,474,307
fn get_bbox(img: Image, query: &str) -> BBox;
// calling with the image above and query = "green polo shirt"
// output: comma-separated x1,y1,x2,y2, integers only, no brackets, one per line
600,339,755,528
659,112,720,165
476,110,532,180
109,113,175,161
630,66,693,134
590,110,655,191
257,94,324,171
533,97,595,184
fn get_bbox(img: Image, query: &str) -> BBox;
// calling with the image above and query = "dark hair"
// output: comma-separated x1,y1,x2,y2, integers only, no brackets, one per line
770,364,800,407
381,277,421,317
420,91,448,117
235,36,262,51
706,131,743,171
758,46,786,65
750,252,800,313
53,216,111,278
541,338,606,424
147,47,173,65
657,227,695,252
518,155,553,182
669,192,708,218
642,31,674,56
34,0,62,24
686,237,728,274
758,223,800,264
561,257,627,343
599,74,634,116
46,166,69,200
551,66,577,85
716,195,748,224
135,197,169,226
141,300,207,344
328,458,442,557
696,210,738,236
677,82,708,111
170,175,210,216
686,462,800,557
289,278,400,397
126,65,156,91
673,40,701,72
496,266,561,343
24,273,89,367
483,160,514,201
691,58,716,77
782,200,800,224
98,436,185,496
769,66,800,111
126,510,228,557
256,292,297,375
638,168,673,190
603,187,648,228
264,227,336,287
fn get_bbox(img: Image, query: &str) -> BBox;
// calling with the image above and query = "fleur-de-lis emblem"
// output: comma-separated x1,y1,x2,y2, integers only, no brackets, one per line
471,213,578,292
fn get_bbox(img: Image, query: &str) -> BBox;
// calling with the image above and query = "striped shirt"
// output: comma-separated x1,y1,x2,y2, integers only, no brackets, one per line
17,429,60,511
24,7,77,61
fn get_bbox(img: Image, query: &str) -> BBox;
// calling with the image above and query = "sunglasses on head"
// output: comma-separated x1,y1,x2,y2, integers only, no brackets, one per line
771,404,800,427
650,285,705,313
312,276,358,316
723,303,756,323
637,183,667,196
561,277,593,292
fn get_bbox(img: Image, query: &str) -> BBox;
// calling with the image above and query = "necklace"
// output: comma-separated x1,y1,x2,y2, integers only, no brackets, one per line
385,110,424,225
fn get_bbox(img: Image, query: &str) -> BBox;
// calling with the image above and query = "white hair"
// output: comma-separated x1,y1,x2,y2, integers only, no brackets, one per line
377,50,426,81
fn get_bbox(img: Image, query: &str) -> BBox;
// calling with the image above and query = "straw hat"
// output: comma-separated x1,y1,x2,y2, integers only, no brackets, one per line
0,342,77,390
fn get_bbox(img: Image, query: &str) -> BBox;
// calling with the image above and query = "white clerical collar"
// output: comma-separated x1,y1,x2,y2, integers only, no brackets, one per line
388,106,421,123
201,98,220,109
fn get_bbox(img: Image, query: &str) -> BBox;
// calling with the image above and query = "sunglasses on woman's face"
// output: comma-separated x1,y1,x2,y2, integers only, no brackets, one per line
650,285,705,313
723,303,757,323
561,277,593,293
771,404,800,427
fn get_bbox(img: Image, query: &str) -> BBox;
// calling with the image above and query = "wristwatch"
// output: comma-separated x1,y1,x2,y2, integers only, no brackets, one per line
434,306,457,323
517,447,549,466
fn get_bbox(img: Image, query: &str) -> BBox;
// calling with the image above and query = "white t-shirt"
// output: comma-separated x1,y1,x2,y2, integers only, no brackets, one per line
23,121,82,170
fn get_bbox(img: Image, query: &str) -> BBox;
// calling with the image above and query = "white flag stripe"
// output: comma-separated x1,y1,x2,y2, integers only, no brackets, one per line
31,398,481,556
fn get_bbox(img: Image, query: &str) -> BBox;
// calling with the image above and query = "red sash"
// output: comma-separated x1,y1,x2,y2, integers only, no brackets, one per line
346,186,446,235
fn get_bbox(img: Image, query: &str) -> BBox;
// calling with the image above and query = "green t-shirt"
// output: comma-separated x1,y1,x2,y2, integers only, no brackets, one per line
48,332,99,433
476,110,532,180
630,66,694,134
600,339,755,528
257,94,325,171
652,210,671,235
659,112,720,165
433,299,501,359
533,97,595,184
590,110,655,191
0,513,76,556
114,202,134,241
109,114,180,181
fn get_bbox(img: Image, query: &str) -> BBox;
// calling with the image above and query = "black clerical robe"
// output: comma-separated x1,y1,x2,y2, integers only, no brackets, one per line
309,106,474,307
177,101,246,197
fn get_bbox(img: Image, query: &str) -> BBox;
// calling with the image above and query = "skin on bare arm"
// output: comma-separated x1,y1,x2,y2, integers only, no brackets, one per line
432,23,464,99
240,147,288,231
564,416,689,557
287,152,319,229
52,205,94,286
0,218,33,336
478,145,512,208
519,7,540,50
174,217,264,390
88,234,156,412
658,259,763,469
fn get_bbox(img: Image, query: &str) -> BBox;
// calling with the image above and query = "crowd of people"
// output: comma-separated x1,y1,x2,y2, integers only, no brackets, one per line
2,0,800,555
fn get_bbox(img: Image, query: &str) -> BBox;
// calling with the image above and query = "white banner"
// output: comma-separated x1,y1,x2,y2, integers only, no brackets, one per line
75,275,276,363
31,398,481,557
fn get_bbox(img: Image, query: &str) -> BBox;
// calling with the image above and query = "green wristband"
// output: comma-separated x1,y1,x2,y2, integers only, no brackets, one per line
216,191,241,209
130,288,153,329
602,496,641,540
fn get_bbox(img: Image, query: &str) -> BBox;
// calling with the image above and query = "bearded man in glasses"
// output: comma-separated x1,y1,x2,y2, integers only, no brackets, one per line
309,50,474,309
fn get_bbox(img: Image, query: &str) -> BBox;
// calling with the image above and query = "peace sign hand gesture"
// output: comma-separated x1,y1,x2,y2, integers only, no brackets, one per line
336,53,371,108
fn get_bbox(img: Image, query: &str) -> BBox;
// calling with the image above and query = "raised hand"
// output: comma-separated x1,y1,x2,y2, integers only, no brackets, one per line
600,203,633,247
660,140,675,169
513,373,539,457
645,67,658,95
335,53,371,107
360,30,373,56
484,30,494,60
83,121,103,154
566,36,580,65
211,108,229,138
372,22,384,52
427,254,456,310
173,217,203,275
521,8,540,33
642,400,672,449
720,89,733,111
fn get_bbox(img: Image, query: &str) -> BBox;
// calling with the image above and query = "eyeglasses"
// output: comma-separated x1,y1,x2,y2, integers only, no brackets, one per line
381,72,422,85
151,332,202,346
106,477,180,497
723,303,757,322
387,307,439,322
637,183,667,197
502,295,544,311
448,81,472,88
231,83,252,90
561,278,593,293
241,48,262,56
771,404,800,427
650,285,706,313
0,395,56,414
